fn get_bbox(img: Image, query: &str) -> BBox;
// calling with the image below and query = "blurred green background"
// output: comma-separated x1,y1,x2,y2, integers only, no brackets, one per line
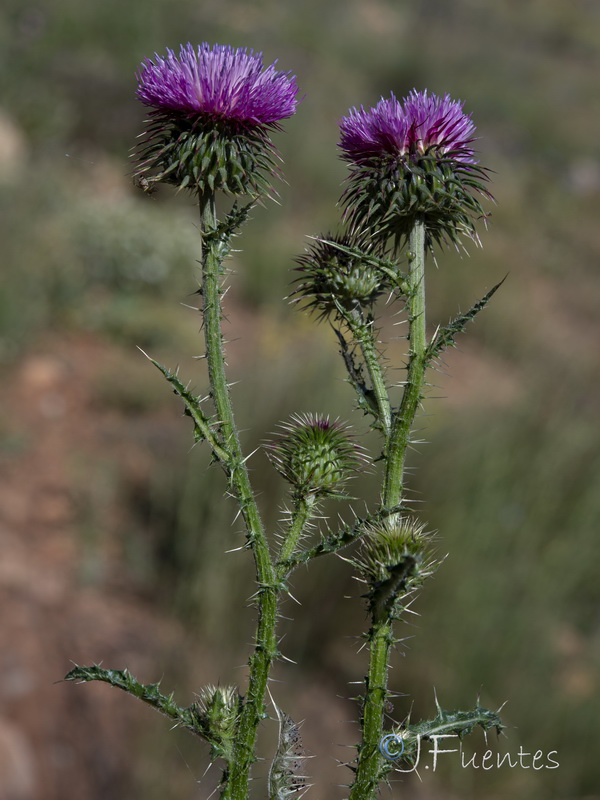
0,1,599,799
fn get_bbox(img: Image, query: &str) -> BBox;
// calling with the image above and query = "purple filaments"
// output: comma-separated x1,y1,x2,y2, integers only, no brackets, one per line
339,90,477,164
136,43,300,125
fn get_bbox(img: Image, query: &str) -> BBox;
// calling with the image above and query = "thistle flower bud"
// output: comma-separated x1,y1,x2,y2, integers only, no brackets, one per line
293,235,389,320
356,517,435,620
265,413,368,497
192,685,241,762
134,43,300,196
338,90,491,249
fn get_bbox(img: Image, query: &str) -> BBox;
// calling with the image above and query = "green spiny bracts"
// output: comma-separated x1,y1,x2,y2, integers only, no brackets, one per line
292,234,390,321
339,91,492,251
192,685,242,762
265,413,369,498
268,707,310,800
386,704,504,770
355,518,436,622
135,111,281,197
134,44,299,198
342,153,491,251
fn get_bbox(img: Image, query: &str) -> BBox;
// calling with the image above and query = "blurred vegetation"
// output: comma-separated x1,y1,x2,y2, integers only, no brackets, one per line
1,1,599,799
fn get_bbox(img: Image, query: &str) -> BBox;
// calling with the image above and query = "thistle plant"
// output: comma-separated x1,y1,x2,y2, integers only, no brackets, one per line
65,44,505,800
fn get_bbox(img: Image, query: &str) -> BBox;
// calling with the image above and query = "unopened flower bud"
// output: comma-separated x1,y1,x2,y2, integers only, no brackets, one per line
193,685,240,761
265,413,368,497
356,517,436,620
293,235,388,320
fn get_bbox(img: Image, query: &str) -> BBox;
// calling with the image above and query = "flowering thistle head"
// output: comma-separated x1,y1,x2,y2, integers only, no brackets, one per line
292,234,390,321
355,517,436,621
339,90,491,249
265,413,368,497
134,43,300,196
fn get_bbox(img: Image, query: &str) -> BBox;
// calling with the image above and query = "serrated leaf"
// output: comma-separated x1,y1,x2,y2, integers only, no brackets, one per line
387,704,504,769
64,664,206,739
143,354,229,464
425,276,506,363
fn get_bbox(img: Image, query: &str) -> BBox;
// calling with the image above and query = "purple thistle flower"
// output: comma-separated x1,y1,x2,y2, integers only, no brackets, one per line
137,43,299,126
134,44,300,196
338,90,491,250
339,90,476,165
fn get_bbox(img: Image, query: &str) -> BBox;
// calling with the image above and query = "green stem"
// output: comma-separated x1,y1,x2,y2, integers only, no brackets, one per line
198,193,278,800
349,621,393,800
346,307,392,437
350,219,427,800
383,218,427,510
282,504,402,573
276,494,317,577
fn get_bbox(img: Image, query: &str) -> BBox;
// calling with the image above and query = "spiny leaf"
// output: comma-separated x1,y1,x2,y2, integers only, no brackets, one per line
64,664,207,740
204,198,257,262
269,706,310,800
333,327,381,423
143,354,229,463
282,503,405,572
387,704,504,769
425,276,506,362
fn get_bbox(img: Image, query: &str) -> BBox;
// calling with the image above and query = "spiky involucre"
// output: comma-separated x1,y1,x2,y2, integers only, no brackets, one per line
265,413,368,497
292,234,389,321
338,90,492,250
192,685,241,762
356,518,436,621
134,43,300,196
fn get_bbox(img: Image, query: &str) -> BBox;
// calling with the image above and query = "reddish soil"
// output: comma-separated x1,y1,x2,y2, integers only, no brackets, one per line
0,335,190,800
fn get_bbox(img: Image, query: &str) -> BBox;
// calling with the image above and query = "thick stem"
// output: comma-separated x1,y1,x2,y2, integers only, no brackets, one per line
351,219,427,800
198,194,277,800
383,219,427,511
349,621,393,800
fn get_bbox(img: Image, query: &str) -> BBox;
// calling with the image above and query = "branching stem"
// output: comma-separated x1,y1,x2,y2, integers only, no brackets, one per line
351,218,427,800
199,193,278,800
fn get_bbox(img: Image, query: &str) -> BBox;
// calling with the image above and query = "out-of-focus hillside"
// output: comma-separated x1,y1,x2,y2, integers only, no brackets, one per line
0,2,599,799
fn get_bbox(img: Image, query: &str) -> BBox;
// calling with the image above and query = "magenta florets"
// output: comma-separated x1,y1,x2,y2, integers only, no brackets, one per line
134,44,300,196
338,90,490,249
137,43,299,126
339,90,476,165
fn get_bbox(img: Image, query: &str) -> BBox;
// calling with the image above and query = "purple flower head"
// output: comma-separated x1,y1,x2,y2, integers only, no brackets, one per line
137,43,299,126
134,44,300,196
339,90,476,165
338,90,491,250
